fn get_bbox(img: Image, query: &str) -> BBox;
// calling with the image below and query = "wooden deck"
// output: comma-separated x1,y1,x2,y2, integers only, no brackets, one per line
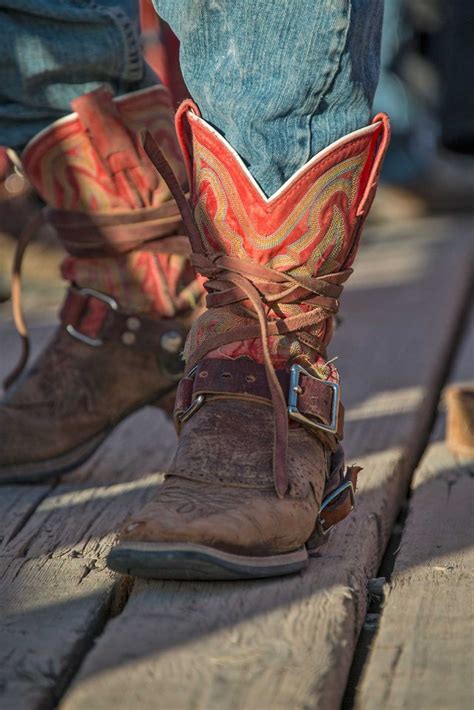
0,216,472,710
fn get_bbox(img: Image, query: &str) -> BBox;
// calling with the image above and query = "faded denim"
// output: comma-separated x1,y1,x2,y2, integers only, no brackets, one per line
155,0,384,194
0,0,154,150
2,0,383,194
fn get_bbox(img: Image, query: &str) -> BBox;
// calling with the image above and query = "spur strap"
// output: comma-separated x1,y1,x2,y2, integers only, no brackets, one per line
60,286,187,358
45,200,189,257
174,358,344,439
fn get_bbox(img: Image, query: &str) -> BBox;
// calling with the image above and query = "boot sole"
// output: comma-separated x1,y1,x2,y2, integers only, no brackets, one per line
0,386,177,485
107,541,308,581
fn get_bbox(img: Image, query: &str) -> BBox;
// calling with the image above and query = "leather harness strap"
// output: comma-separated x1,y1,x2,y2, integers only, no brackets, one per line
60,287,187,357
174,356,356,536
45,200,189,257
311,464,359,539
174,358,344,439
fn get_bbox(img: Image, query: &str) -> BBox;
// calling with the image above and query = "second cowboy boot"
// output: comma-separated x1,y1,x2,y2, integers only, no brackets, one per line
108,100,390,580
0,87,203,483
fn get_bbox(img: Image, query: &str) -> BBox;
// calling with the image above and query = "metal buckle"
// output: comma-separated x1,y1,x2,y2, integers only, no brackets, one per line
317,480,355,536
179,394,205,424
320,480,355,514
287,363,340,434
177,365,206,425
66,287,118,347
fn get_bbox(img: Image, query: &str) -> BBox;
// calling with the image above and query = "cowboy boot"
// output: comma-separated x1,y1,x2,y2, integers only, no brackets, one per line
107,100,390,580
0,87,204,483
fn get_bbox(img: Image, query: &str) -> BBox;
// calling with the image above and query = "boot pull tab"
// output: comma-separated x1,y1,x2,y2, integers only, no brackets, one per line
175,99,201,190
356,112,391,218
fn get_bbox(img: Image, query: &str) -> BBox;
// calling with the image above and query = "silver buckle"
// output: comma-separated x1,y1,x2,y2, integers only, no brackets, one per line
287,363,340,434
320,480,355,514
177,365,205,425
317,480,355,536
66,287,118,347
179,394,205,424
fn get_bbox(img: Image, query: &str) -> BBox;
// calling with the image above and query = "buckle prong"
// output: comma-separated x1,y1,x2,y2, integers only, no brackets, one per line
176,365,206,426
179,394,205,424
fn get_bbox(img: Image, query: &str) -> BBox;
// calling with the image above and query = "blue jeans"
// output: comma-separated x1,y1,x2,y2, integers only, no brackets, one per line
1,0,383,195
0,0,155,150
155,0,383,194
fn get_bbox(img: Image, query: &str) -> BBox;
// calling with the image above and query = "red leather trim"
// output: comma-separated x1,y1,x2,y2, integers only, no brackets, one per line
72,88,141,171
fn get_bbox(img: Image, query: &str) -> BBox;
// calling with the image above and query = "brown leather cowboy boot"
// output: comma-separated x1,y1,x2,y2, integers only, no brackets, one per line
107,100,390,580
0,87,203,483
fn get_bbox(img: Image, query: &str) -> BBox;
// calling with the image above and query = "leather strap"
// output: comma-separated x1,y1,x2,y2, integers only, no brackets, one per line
60,287,187,357
175,358,344,439
45,200,189,257
319,465,359,532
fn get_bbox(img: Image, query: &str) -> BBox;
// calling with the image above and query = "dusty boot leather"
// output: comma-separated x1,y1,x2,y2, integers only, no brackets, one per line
108,101,390,580
0,87,204,483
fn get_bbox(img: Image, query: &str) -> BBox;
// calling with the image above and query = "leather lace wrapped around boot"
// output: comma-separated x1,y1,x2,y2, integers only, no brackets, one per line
0,87,204,483
108,100,390,580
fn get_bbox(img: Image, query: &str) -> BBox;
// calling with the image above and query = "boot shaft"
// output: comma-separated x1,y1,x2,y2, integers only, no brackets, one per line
174,101,390,369
21,88,203,317
182,105,388,278
22,86,186,212
139,102,389,499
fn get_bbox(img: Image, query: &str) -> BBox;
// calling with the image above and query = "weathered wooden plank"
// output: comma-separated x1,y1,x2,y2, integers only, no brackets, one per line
57,219,473,710
0,372,175,710
0,405,176,710
354,314,474,710
1,309,180,708
355,444,473,710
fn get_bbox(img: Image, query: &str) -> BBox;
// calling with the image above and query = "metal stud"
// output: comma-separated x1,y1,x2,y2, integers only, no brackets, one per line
160,330,183,354
126,317,141,331
121,331,136,346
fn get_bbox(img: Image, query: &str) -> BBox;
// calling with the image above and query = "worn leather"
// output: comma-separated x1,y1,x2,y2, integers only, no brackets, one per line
46,199,189,258
174,358,344,439
60,287,189,357
0,317,191,475
120,399,329,555
0,87,204,480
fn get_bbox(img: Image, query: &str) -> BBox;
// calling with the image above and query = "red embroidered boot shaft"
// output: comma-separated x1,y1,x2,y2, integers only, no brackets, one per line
0,87,204,484
108,101,390,580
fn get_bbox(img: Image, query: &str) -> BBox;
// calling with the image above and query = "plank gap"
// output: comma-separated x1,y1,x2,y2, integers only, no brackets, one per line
47,574,136,710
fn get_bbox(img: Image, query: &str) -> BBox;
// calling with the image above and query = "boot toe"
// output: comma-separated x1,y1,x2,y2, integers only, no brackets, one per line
119,477,317,557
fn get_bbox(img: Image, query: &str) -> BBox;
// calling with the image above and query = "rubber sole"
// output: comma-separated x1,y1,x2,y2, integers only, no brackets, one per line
0,386,177,484
107,541,309,581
